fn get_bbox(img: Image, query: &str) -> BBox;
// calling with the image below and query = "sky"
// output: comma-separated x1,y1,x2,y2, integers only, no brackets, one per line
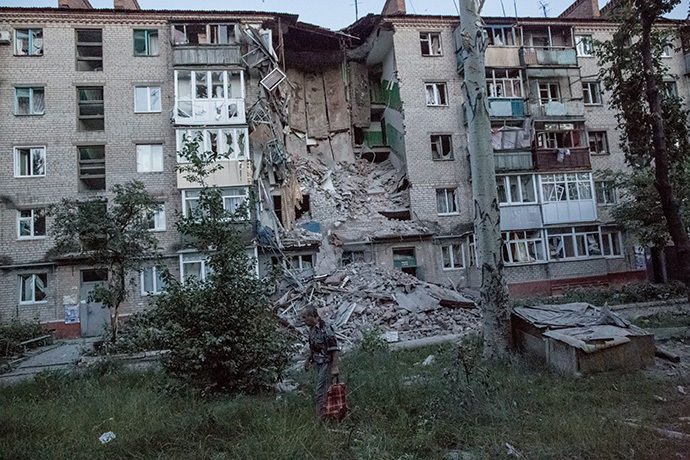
1,0,687,30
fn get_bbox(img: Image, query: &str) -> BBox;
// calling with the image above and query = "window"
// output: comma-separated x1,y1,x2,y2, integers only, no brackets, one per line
420,32,442,56
431,134,453,160
601,227,623,257
76,29,103,71
18,209,46,239
497,175,536,204
538,82,560,104
436,188,458,215
15,28,43,55
582,81,601,105
502,230,546,264
341,250,365,266
15,87,44,115
14,147,45,177
176,128,248,161
541,173,593,202
663,81,678,98
441,243,465,270
468,234,478,267
575,35,593,56
486,69,523,98
182,187,249,218
172,23,236,45
133,29,159,56
19,273,47,304
77,86,104,131
136,145,164,172
175,69,243,122
134,86,161,113
661,44,673,57
588,131,609,155
145,205,166,232
78,145,105,192
485,26,516,46
286,254,314,272
425,82,448,106
181,256,210,283
140,266,166,295
547,226,602,260
595,181,617,205
536,123,584,149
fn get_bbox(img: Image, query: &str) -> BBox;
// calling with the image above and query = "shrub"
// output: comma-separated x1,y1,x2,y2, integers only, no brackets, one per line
0,318,47,357
360,325,389,353
96,310,166,356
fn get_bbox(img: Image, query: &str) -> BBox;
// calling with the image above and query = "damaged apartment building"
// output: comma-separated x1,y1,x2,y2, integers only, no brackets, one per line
0,0,688,337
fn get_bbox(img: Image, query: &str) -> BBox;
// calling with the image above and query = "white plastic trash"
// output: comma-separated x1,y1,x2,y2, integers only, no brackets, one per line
99,431,116,444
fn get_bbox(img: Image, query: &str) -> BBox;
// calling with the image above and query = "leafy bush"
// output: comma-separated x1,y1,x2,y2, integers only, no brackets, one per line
360,325,389,353
512,282,686,307
0,318,48,357
96,310,166,356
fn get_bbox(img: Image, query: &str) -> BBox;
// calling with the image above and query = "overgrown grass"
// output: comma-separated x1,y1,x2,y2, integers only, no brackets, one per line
1,343,688,459
634,311,690,329
512,282,687,308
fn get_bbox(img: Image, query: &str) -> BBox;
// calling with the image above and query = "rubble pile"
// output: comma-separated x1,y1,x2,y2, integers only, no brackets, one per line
276,263,481,346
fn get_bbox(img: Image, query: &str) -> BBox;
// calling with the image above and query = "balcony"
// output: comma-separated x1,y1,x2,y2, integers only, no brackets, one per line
177,159,253,189
530,100,584,119
533,146,591,171
173,45,242,66
174,98,246,125
500,204,543,231
520,47,577,67
494,149,533,171
488,98,525,119
542,200,597,225
486,47,521,68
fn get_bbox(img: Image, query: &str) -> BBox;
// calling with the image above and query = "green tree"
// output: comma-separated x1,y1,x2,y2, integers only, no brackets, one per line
49,181,161,339
149,134,288,393
597,0,690,300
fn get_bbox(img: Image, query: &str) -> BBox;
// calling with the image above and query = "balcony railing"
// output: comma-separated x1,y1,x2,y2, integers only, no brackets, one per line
177,159,253,189
173,45,242,66
488,98,525,119
542,200,597,225
494,149,533,171
520,47,577,67
533,146,591,171
500,204,543,231
485,47,521,68
530,100,584,119
174,98,246,125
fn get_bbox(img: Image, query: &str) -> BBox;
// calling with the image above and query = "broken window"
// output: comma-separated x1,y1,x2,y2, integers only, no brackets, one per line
341,250,365,267
76,29,103,71
182,188,248,218
15,87,44,115
134,86,161,113
436,188,458,215
575,35,593,56
15,28,43,55
19,273,47,304
78,145,106,192
502,230,546,264
486,69,523,98
468,235,478,267
547,226,602,260
81,269,108,283
538,81,560,104
601,227,623,257
588,131,609,155
18,209,46,239
425,82,447,106
14,146,45,177
176,128,248,162
485,25,516,46
393,247,417,277
286,254,313,272
497,174,536,204
77,86,104,131
441,243,465,270
141,266,166,295
595,181,617,205
420,32,442,55
582,81,601,105
663,81,678,98
431,134,453,160
541,173,592,202
172,23,235,45
133,29,159,56
136,144,164,173
536,123,584,149
145,204,166,232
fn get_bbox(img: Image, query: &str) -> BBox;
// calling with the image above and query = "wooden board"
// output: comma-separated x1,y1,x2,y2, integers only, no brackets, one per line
323,66,350,132
349,62,371,128
286,68,307,133
305,72,329,139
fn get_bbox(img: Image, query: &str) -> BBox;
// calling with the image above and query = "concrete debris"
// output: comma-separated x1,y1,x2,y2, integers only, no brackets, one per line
275,262,480,346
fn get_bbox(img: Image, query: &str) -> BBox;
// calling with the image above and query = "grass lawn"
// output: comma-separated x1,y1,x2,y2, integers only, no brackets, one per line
1,343,689,459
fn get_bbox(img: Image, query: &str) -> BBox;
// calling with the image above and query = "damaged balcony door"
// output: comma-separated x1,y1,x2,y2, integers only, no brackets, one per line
79,269,110,337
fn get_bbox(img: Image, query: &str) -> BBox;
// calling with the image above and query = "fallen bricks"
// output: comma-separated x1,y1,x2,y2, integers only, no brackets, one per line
275,262,481,347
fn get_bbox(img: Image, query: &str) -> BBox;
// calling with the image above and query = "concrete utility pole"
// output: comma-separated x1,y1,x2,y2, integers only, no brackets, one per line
459,0,511,359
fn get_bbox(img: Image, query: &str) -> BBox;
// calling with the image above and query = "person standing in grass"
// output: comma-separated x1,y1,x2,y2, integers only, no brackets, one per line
302,305,340,417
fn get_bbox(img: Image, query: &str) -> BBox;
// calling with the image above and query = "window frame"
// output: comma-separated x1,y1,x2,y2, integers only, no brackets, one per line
486,69,524,99
14,86,45,116
441,242,465,270
134,86,162,113
17,208,46,240
14,146,46,178
146,204,166,232
78,145,106,192
497,174,538,205
179,255,210,283
14,28,43,56
601,227,623,258
19,273,48,304
136,144,164,173
436,188,459,216
181,187,250,219
575,35,594,57
430,134,454,160
588,130,609,155
547,226,603,260
538,81,561,104
419,31,443,56
175,127,249,162
502,230,547,265
140,266,166,296
594,181,617,205
425,82,448,106
582,81,602,105
540,173,594,203
75,28,103,72
485,25,517,47
133,29,159,57
77,86,105,131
